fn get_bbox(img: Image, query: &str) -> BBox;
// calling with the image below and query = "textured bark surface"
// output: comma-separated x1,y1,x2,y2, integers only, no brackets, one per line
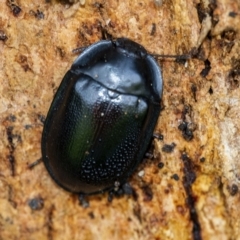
0,0,240,239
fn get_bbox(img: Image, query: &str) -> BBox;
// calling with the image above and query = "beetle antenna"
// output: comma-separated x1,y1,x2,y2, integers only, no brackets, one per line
151,53,191,60
72,46,191,60
72,46,87,54
72,28,113,54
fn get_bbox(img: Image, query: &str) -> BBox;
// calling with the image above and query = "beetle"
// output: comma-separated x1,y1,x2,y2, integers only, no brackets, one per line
41,38,163,195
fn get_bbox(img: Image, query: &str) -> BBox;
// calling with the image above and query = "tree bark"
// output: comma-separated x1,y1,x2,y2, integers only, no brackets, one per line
0,0,239,239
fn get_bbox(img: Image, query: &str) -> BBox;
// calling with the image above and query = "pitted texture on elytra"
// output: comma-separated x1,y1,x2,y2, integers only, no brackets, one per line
43,74,148,193
80,132,140,184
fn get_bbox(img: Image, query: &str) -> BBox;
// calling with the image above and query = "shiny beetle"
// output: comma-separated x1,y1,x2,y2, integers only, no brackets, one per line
42,38,162,195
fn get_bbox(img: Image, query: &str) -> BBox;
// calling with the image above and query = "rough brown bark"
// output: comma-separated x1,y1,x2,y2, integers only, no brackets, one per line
0,0,239,239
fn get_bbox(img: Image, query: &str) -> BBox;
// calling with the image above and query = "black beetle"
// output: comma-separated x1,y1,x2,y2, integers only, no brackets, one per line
42,38,162,195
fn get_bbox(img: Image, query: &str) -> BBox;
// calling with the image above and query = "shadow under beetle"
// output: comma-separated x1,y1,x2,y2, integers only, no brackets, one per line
41,38,163,195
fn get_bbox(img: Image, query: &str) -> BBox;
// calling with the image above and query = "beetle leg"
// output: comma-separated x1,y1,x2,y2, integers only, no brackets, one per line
28,157,42,169
108,182,134,202
108,187,124,202
108,191,114,202
122,183,134,196
145,152,154,159
78,194,89,208
153,133,164,140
